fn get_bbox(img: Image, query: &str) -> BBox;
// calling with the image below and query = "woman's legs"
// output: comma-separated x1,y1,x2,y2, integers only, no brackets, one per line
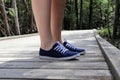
32,0,54,50
51,0,66,43
31,0,84,60
51,0,85,55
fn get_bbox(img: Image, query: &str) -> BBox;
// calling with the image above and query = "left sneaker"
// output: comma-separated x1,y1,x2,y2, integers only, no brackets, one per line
63,40,86,55
39,41,80,60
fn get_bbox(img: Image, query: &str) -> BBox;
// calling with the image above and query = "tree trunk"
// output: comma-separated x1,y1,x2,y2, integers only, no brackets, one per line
113,0,120,39
12,0,21,35
80,0,83,29
88,0,93,29
30,11,37,32
23,0,30,14
75,0,79,29
23,0,36,32
0,0,11,36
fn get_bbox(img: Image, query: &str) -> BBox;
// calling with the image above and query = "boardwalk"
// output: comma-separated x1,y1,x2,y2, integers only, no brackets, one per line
0,30,119,80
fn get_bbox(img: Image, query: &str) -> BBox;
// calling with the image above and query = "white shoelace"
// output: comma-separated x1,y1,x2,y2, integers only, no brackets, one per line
66,42,76,50
54,42,68,54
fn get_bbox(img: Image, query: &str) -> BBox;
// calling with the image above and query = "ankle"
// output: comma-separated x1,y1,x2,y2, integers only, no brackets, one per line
53,39,63,44
41,41,55,50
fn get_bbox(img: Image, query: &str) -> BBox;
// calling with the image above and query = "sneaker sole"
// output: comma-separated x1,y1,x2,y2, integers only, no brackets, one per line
39,53,80,60
80,51,86,55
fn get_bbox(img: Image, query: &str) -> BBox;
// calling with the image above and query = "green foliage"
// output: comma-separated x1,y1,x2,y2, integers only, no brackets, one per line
0,0,116,36
98,27,112,37
64,0,76,30
4,0,10,3
63,0,115,30
98,27,120,49
8,8,15,17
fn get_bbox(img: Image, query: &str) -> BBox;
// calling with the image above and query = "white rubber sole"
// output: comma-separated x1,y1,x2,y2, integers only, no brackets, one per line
79,51,86,55
39,53,80,60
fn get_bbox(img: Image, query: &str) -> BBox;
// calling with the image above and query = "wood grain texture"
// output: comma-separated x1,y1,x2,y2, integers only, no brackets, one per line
0,69,112,80
0,30,113,80
94,29,120,80
0,57,105,62
0,61,108,70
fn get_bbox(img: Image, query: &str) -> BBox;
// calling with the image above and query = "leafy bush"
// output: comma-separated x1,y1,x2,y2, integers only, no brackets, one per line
98,27,112,38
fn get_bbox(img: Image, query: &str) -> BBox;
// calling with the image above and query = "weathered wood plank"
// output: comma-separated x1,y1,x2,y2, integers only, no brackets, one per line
0,53,103,57
0,30,113,79
0,50,101,54
0,48,101,53
94,30,120,80
0,33,38,41
0,46,100,51
0,46,100,53
0,57,105,62
0,69,112,80
0,62,108,70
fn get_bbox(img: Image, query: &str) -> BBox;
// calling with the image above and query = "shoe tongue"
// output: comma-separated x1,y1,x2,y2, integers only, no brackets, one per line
63,41,67,46
52,41,61,48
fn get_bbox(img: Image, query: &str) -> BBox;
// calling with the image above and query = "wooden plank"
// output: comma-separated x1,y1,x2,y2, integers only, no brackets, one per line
0,49,102,54
0,48,101,52
0,57,105,62
0,69,112,80
0,53,103,57
0,49,101,54
0,33,38,41
0,62,108,70
62,30,94,39
0,30,112,79
64,39,99,46
0,46,100,50
94,29,120,80
0,50,38,54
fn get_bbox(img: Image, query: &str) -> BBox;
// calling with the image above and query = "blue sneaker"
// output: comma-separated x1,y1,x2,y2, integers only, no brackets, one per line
63,40,85,55
39,42,80,60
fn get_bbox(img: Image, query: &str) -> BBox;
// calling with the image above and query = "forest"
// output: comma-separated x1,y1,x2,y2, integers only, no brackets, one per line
0,0,120,48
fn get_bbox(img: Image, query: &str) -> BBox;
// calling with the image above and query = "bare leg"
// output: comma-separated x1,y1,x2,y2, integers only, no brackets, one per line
31,0,82,60
51,0,66,43
32,0,54,50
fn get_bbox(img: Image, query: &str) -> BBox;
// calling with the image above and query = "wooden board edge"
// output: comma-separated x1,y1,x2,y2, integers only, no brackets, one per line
93,29,120,80
0,33,39,41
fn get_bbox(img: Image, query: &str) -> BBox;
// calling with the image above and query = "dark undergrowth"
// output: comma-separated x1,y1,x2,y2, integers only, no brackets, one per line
98,28,120,49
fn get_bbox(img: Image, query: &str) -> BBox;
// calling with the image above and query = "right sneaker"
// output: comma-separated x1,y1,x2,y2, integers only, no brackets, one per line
39,41,80,60
63,40,86,55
